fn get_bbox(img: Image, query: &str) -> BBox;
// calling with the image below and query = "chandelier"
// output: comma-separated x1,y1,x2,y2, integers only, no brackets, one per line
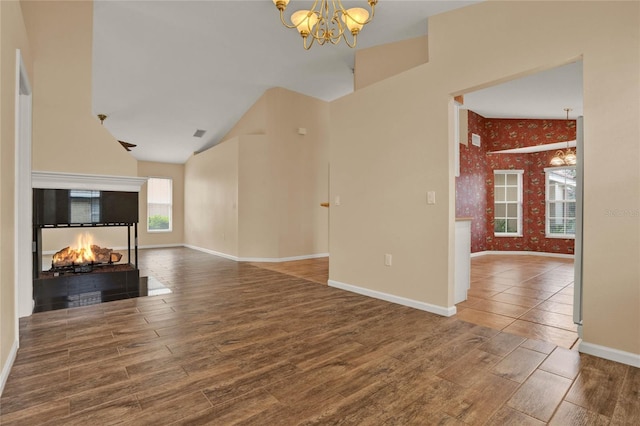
550,108,577,166
272,0,378,50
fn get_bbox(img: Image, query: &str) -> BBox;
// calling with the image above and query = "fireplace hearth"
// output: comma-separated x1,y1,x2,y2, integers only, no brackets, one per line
34,263,140,311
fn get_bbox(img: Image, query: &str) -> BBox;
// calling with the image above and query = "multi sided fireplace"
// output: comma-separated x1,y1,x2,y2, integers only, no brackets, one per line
32,183,143,312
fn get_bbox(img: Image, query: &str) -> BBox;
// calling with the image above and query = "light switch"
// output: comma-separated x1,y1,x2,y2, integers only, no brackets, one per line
384,254,392,266
335,196,341,206
427,191,436,204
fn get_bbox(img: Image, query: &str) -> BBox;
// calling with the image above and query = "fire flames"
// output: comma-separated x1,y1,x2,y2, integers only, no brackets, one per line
52,233,119,268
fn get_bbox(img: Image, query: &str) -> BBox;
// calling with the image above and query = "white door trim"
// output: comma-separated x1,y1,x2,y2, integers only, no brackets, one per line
573,116,584,333
15,49,33,322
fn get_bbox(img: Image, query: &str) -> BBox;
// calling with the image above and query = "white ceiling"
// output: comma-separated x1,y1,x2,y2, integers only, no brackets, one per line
92,1,582,164
463,61,583,120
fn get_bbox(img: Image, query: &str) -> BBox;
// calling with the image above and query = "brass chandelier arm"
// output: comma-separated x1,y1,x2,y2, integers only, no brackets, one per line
550,147,577,166
279,9,300,29
342,32,357,48
340,1,376,26
302,35,315,50
274,0,377,49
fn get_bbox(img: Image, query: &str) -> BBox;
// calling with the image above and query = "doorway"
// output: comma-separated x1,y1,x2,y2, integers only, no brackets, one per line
453,60,584,345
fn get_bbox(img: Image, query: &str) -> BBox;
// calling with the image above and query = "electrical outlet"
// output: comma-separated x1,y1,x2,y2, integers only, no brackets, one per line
384,254,392,266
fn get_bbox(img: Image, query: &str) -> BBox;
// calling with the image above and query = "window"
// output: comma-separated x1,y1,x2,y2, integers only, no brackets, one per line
69,190,100,223
493,170,523,236
147,177,172,232
545,167,576,238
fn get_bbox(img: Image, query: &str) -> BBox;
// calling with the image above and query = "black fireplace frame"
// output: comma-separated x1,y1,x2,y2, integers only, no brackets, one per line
32,188,141,312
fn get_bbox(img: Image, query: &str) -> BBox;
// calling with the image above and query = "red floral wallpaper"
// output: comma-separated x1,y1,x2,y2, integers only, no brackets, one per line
456,112,488,252
456,112,576,254
485,118,575,150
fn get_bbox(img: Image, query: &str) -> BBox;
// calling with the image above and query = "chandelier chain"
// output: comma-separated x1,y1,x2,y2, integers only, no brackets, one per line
550,108,577,166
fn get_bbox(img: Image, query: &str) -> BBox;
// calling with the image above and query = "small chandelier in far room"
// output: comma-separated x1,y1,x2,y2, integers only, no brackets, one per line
273,0,377,50
550,108,577,166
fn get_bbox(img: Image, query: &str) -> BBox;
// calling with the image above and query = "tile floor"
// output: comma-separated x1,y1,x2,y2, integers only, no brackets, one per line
456,254,578,349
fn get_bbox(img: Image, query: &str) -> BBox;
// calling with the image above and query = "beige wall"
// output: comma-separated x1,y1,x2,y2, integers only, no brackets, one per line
0,0,32,390
330,1,639,356
354,36,428,91
266,88,330,258
22,0,137,176
185,138,239,257
185,87,329,260
217,93,267,143
138,161,185,247
238,135,279,258
330,65,450,305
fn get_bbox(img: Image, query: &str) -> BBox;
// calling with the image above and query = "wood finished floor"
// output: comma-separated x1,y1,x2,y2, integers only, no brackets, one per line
1,248,638,425
249,257,328,285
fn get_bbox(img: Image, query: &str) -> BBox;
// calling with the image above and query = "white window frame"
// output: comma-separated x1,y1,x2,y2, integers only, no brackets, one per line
545,166,576,239
147,177,173,233
493,169,524,237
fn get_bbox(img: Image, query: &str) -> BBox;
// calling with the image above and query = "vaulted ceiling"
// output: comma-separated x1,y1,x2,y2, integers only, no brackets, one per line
92,1,582,164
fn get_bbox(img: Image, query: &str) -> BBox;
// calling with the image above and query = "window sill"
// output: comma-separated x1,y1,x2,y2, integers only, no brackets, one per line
494,234,523,238
147,229,172,233
546,234,575,240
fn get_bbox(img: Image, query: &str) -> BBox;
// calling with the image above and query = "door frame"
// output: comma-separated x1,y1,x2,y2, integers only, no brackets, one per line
573,116,584,331
15,49,33,323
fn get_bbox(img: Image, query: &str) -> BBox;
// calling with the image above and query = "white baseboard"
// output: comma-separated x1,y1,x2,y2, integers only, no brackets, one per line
579,341,640,368
240,253,329,263
138,244,184,250
328,279,456,317
471,250,574,259
0,339,18,397
184,244,328,263
183,244,240,261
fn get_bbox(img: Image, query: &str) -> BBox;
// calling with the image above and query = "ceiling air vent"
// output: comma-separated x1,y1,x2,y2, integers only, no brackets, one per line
193,129,206,138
